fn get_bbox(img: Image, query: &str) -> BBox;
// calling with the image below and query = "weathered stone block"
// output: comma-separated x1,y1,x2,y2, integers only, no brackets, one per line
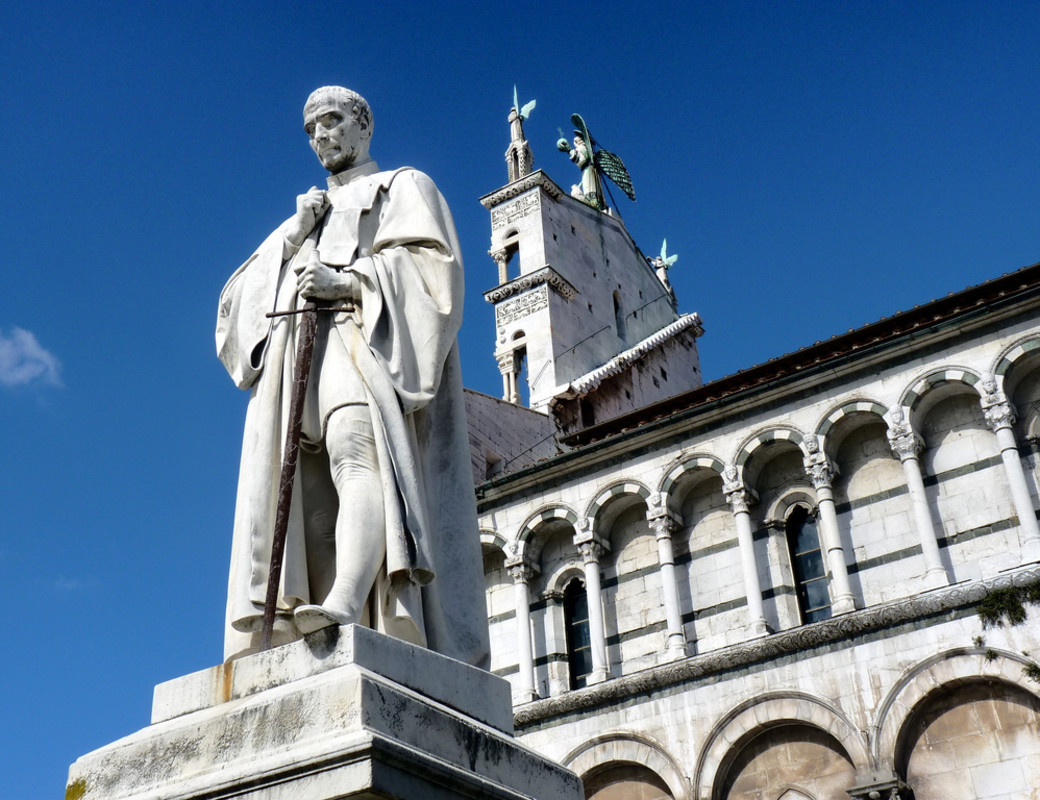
69,626,583,800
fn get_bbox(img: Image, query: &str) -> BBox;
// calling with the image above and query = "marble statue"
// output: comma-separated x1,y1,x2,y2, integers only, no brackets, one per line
216,86,490,667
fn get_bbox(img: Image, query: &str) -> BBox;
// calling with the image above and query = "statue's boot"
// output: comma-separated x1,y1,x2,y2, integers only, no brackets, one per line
294,604,354,634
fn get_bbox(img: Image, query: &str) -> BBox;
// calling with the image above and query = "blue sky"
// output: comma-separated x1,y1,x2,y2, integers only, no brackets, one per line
3,2,1039,796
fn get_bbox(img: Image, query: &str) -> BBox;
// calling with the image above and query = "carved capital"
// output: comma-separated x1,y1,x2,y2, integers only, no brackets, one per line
804,453,834,489
982,397,1016,432
888,430,922,461
725,486,751,515
495,351,515,374
578,541,604,564
507,563,535,584
648,515,679,540
646,492,680,534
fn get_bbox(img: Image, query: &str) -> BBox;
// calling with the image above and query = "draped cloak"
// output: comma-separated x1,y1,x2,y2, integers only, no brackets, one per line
216,162,490,667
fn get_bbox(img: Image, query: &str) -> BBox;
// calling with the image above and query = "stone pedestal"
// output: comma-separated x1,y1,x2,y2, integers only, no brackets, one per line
67,625,583,800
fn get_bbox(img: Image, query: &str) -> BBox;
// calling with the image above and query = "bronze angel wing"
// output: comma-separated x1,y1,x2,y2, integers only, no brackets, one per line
594,149,636,201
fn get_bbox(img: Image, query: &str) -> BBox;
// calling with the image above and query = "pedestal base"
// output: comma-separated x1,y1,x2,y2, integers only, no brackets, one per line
67,625,583,800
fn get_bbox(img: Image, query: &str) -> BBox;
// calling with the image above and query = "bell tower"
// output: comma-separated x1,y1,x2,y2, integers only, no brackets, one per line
480,99,704,424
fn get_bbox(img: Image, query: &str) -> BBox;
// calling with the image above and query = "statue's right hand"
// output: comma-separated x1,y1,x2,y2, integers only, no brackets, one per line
285,187,329,248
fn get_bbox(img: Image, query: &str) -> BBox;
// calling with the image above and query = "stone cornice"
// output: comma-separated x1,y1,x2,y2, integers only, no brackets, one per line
513,562,1040,729
554,314,705,400
479,170,564,209
483,267,578,304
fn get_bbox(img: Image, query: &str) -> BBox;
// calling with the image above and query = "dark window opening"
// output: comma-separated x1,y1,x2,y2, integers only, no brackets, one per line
580,399,596,428
786,505,831,624
563,579,593,689
503,240,519,281
613,291,627,343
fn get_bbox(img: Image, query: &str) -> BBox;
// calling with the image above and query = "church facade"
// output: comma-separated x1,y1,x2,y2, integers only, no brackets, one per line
468,106,1040,800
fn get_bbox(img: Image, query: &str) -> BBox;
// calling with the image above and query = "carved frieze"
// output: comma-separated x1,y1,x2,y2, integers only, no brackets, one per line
491,191,541,231
495,285,550,327
479,170,564,209
484,267,578,304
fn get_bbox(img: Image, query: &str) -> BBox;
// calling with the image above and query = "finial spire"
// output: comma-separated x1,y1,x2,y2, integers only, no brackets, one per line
506,85,536,182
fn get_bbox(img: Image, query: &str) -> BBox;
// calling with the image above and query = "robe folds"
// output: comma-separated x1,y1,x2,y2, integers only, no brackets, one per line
216,162,490,667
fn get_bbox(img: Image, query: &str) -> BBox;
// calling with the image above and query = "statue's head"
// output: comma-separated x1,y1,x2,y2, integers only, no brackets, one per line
303,86,373,173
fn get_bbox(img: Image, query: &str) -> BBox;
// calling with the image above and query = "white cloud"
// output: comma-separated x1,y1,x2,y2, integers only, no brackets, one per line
0,327,63,388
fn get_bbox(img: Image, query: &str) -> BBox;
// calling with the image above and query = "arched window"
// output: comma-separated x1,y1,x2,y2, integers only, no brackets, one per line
786,505,831,623
563,578,593,689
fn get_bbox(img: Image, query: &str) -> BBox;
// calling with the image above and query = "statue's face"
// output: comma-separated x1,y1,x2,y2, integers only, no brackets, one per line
305,101,369,173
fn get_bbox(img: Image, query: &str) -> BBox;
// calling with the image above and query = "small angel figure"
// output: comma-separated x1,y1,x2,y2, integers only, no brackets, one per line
649,239,678,297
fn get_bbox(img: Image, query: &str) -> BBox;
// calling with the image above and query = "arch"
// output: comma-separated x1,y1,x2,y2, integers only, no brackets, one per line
585,479,652,530
872,646,1040,770
899,367,981,415
816,399,889,440
993,335,1040,379
694,692,869,800
516,504,579,563
563,731,690,800
762,487,818,527
544,562,586,596
658,453,726,498
997,337,1040,442
734,426,806,468
479,529,509,556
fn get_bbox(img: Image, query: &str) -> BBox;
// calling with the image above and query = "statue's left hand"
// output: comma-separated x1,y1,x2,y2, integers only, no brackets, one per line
296,260,358,301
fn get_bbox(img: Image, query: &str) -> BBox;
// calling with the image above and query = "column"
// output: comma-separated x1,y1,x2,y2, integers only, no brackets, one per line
505,556,538,702
574,520,610,684
981,382,1040,563
802,436,856,614
887,408,950,588
495,351,518,404
490,249,509,285
722,468,771,637
646,493,689,659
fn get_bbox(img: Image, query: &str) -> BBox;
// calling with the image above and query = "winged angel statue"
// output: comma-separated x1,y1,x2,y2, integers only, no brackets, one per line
556,113,635,212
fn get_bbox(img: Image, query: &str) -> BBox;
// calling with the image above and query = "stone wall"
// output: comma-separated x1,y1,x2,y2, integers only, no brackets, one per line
465,388,557,483
477,304,1040,797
